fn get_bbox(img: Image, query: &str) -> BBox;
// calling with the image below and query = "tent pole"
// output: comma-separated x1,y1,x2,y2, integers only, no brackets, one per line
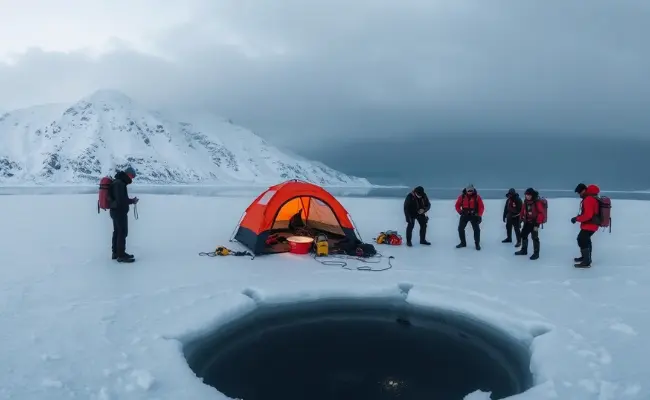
348,214,363,242
229,211,246,242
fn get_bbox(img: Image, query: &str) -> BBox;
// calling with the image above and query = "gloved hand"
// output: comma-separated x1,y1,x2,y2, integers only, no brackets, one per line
477,216,482,224
132,197,139,204
571,217,577,224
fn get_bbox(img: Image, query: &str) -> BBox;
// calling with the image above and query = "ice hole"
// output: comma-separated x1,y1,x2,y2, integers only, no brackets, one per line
182,297,534,400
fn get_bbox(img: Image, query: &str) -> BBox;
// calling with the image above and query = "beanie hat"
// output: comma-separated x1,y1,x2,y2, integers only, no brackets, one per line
506,188,516,197
414,186,424,195
124,166,137,178
574,183,587,193
466,184,475,191
525,187,536,195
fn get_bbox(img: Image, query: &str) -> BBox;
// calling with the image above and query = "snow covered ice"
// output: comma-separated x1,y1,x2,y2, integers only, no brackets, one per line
0,191,648,399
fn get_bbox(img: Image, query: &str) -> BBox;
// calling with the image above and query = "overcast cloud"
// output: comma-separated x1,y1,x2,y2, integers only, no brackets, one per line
0,0,648,146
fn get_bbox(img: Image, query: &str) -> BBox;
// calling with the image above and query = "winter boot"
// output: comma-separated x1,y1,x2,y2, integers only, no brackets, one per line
406,241,412,247
574,245,591,262
574,248,591,268
113,252,134,260
502,238,512,243
117,256,135,263
530,241,540,260
475,243,481,251
514,239,521,247
420,240,431,246
456,242,467,249
515,239,528,255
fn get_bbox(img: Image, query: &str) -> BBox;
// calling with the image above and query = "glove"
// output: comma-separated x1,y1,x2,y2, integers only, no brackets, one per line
477,216,482,224
570,217,577,224
133,197,139,204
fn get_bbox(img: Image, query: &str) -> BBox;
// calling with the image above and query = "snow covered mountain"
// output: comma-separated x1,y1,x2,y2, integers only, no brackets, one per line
0,90,371,186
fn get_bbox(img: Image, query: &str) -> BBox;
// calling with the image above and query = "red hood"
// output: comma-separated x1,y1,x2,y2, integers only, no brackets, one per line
585,184,600,195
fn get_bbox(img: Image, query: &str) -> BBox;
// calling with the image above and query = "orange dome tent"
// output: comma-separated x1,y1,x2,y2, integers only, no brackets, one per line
232,180,362,255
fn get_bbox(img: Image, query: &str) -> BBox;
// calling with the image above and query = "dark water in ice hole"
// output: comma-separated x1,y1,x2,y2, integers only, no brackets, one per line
182,298,535,400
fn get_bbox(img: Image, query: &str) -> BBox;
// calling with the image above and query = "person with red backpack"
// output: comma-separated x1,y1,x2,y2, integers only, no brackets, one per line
571,183,601,268
454,184,484,250
108,167,139,263
515,188,545,260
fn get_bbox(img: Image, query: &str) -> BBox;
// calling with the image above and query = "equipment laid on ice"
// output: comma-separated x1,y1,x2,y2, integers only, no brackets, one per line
375,230,403,245
314,234,329,257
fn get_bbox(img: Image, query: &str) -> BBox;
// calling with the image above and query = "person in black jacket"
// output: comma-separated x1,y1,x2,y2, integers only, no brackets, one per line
403,186,431,247
109,166,139,263
502,188,523,247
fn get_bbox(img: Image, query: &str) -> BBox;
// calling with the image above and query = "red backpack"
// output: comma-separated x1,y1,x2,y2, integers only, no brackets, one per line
98,176,113,213
537,197,548,225
593,196,612,232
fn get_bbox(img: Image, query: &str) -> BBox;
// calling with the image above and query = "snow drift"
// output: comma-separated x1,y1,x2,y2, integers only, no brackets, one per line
0,89,370,187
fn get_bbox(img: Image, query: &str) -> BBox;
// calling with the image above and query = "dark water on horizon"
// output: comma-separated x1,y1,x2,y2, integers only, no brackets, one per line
298,136,650,192
360,187,650,201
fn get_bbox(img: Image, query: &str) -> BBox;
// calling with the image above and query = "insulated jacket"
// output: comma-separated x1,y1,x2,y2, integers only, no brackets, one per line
576,184,601,232
520,195,545,225
503,194,523,220
455,190,485,217
404,191,431,219
109,171,135,214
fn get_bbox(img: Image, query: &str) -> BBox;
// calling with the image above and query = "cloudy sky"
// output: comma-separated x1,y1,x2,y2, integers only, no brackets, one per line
0,0,648,146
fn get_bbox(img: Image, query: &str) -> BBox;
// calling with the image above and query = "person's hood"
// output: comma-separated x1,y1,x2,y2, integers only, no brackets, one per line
412,186,425,197
115,170,133,185
524,187,539,199
585,184,600,196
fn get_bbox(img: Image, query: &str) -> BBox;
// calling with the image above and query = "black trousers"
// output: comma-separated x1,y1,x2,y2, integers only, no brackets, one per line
521,222,540,251
577,229,595,249
458,214,480,245
505,216,522,241
406,214,428,243
110,210,129,255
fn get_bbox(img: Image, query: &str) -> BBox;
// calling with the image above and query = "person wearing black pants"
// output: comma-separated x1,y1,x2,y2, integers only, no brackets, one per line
454,185,485,250
109,167,139,263
403,186,431,247
502,188,523,247
576,230,595,260
515,188,545,260
571,183,601,268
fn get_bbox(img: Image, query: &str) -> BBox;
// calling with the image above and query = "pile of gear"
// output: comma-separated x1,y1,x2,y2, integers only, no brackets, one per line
374,230,403,246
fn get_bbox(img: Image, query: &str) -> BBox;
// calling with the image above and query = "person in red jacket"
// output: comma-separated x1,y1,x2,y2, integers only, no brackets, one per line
515,188,545,260
454,184,485,250
571,183,600,268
